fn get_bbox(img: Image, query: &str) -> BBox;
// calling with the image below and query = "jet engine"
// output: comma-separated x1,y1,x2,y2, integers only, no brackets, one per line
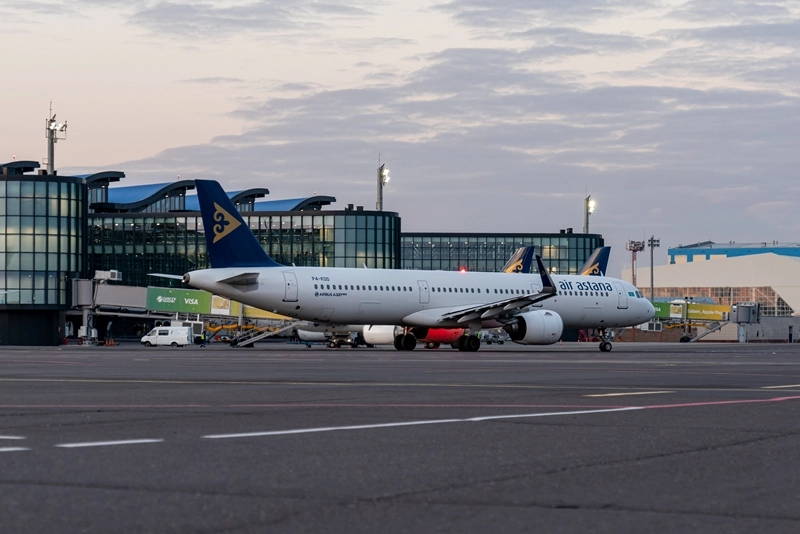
503,310,563,345
362,325,403,345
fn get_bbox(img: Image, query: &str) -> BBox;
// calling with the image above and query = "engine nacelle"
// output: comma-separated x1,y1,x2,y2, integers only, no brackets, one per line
296,330,327,342
362,325,403,345
503,310,563,345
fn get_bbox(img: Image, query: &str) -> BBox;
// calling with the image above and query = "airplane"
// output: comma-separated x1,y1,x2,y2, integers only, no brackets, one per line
182,180,654,352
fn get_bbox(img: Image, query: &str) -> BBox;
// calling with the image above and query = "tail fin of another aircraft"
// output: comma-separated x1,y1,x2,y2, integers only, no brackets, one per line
501,246,535,274
195,179,282,269
578,246,610,276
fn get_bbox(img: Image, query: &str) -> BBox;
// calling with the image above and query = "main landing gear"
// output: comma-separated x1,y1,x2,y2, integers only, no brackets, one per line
456,334,481,352
393,333,417,351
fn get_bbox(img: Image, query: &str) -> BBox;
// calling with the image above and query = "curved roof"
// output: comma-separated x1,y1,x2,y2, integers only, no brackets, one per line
253,196,336,212
0,161,40,174
75,171,125,186
184,189,271,211
92,181,196,212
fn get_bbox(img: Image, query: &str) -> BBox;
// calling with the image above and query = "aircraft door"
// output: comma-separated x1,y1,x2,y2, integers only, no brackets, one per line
613,282,628,309
417,280,430,304
283,272,298,302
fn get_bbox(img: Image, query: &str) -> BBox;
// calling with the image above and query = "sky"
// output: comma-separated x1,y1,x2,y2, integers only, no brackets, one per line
1,0,799,275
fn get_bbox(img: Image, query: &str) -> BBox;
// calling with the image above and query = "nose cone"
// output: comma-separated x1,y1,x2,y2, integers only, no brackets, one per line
643,299,656,321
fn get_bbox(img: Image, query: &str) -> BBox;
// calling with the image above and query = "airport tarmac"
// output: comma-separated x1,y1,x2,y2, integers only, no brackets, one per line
1,342,800,533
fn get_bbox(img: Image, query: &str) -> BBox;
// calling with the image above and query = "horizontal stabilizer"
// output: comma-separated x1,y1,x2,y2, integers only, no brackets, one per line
147,273,185,280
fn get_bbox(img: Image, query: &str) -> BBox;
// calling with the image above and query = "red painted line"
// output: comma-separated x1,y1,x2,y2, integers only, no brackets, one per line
642,395,800,410
0,403,629,409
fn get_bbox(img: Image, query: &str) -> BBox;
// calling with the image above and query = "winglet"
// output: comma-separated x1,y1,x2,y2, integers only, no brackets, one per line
195,180,282,269
535,255,556,293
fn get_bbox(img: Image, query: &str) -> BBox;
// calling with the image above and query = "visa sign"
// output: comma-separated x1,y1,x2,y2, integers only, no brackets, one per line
147,287,211,313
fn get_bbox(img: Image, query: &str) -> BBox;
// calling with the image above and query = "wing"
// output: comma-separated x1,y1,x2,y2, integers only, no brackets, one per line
437,255,557,324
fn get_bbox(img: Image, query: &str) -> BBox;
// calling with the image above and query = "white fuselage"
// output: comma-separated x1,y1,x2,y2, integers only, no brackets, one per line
185,266,655,330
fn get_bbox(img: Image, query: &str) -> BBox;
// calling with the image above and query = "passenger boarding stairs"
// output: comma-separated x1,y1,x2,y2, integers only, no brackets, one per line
230,321,303,347
689,321,729,343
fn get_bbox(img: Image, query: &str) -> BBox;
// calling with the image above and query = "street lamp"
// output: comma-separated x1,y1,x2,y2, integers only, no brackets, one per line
583,195,596,233
648,235,660,302
376,163,390,211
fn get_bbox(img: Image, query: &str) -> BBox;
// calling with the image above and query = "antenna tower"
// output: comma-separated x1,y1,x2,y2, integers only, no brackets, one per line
626,240,645,287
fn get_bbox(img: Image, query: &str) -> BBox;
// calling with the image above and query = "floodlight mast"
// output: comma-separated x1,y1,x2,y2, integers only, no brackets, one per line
45,103,67,174
583,195,596,233
376,163,390,211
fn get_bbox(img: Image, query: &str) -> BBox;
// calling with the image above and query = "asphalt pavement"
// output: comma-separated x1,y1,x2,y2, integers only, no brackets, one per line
2,341,800,533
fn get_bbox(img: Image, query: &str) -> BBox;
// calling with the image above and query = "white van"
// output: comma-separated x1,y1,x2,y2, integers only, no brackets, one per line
141,327,191,347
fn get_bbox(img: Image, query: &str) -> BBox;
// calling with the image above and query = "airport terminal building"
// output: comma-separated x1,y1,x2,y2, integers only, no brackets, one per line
0,161,603,345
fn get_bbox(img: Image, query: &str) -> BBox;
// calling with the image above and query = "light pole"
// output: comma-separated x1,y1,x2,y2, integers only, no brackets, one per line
583,195,596,233
45,104,67,174
376,163,390,211
648,235,660,302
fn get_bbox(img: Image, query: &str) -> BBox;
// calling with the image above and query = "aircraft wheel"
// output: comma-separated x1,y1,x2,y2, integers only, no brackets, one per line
401,334,417,351
456,335,468,351
393,334,404,350
466,335,481,352
599,341,612,352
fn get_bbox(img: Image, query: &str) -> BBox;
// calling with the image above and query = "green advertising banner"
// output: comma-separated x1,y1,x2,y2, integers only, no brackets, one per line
146,287,211,314
653,302,730,321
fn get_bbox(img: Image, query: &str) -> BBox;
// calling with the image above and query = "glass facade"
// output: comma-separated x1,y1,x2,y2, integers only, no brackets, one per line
0,176,83,306
400,233,604,273
87,210,402,287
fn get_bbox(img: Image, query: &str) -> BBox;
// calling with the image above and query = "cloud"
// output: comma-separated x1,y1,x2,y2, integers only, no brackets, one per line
100,43,798,251
127,1,373,39
432,0,661,28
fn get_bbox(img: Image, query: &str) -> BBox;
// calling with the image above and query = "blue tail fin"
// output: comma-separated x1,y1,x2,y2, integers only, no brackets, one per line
195,180,281,268
501,246,535,274
578,246,610,276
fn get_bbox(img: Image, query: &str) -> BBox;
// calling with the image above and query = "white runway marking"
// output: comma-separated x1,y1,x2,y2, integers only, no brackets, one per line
762,384,800,389
0,447,30,452
56,439,164,449
585,391,673,397
0,435,25,440
202,407,644,439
